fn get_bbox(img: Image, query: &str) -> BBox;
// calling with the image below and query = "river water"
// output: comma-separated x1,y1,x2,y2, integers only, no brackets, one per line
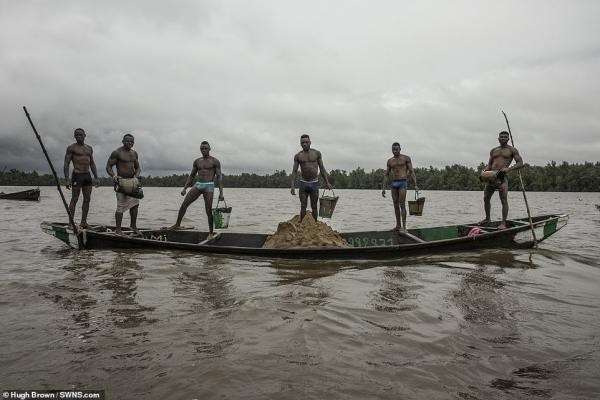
1,187,599,399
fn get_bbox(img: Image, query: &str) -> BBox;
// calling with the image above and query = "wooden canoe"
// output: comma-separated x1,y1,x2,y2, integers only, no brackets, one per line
0,188,40,201
41,214,568,259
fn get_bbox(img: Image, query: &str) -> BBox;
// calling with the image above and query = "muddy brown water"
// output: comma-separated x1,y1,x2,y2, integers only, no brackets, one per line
1,187,599,399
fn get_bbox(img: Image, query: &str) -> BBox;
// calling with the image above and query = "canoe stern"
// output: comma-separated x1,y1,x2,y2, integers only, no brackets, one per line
513,214,569,245
41,222,80,249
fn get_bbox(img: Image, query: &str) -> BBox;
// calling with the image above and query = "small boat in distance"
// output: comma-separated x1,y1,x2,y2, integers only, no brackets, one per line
0,188,40,201
41,214,568,259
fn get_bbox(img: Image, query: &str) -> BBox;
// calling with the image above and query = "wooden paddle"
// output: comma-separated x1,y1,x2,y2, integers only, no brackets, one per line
502,110,538,247
23,106,82,247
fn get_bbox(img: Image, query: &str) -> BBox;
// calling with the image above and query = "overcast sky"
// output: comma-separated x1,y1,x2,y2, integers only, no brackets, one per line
1,1,599,176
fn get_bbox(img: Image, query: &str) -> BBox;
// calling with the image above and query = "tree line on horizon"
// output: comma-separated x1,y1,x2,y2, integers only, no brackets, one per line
1,161,599,192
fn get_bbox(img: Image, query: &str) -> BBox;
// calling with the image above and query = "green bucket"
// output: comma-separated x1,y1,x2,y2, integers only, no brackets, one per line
212,199,232,229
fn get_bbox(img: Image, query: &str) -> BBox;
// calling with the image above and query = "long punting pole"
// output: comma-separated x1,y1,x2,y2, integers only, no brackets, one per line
23,106,81,245
502,110,538,247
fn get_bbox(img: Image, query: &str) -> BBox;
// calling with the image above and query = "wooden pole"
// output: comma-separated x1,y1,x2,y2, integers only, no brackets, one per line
23,106,81,246
502,110,538,247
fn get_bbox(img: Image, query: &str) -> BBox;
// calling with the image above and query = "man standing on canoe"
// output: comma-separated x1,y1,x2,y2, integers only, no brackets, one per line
479,130,524,229
64,128,99,229
170,141,224,239
106,134,141,235
381,142,418,232
290,134,332,221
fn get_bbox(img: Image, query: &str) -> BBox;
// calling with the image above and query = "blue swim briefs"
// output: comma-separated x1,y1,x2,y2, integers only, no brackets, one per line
194,181,215,192
299,180,320,193
391,179,408,189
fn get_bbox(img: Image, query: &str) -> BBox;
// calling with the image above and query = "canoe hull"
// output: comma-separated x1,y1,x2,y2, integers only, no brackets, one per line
41,214,568,259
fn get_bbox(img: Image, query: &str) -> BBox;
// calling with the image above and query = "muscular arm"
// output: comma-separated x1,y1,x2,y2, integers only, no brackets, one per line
215,159,224,199
317,151,331,187
64,145,72,180
485,149,494,171
406,157,418,188
382,161,391,194
183,162,198,190
133,151,140,178
509,148,524,172
106,151,118,179
290,155,299,193
89,147,98,179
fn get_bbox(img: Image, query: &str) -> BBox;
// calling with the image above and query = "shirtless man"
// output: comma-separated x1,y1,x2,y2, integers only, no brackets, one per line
171,141,224,238
381,142,418,232
64,128,99,228
290,134,332,221
106,134,141,235
480,130,523,229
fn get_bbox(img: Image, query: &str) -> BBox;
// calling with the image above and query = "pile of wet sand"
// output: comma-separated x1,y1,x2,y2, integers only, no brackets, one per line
262,214,351,249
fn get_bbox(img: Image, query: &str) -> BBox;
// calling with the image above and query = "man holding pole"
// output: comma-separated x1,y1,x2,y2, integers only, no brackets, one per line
64,128,99,229
479,130,523,229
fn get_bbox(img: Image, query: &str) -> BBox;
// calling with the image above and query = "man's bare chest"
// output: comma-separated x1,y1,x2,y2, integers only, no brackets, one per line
492,148,513,159
196,159,215,171
72,145,91,158
298,153,318,164
390,158,407,168
118,151,136,163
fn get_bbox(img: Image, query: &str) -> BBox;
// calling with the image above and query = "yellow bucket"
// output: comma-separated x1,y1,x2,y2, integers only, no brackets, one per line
318,189,339,219
408,190,425,216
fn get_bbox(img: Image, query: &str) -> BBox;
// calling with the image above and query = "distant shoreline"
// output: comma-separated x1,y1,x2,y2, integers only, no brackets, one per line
2,161,599,192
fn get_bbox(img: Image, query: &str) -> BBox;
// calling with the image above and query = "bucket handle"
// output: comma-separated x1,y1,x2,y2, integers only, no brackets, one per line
414,190,421,200
321,188,335,198
215,198,228,209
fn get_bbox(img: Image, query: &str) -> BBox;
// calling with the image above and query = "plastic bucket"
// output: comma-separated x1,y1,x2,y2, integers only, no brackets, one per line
318,189,339,218
212,199,232,229
408,190,425,216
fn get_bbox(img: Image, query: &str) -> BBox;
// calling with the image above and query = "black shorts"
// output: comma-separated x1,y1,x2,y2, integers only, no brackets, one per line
71,172,93,188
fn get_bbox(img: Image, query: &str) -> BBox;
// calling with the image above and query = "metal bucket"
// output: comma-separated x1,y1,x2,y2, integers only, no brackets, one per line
408,190,425,216
318,189,339,218
212,199,232,229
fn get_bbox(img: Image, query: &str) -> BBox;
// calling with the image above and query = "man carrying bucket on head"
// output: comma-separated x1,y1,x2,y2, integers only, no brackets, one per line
170,141,224,239
291,134,332,221
479,130,523,229
106,133,142,236
382,142,418,232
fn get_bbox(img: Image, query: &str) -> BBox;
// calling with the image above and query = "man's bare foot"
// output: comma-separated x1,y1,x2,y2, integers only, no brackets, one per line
114,228,124,236
498,223,508,230
80,222,90,229
401,227,407,233
168,224,182,230
206,232,215,240
477,219,490,226
392,225,401,231
129,226,140,234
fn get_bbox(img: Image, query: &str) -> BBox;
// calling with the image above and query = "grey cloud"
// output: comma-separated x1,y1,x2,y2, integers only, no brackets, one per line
1,1,599,176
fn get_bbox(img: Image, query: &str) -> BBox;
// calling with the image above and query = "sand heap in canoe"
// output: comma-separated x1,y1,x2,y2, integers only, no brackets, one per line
262,214,351,249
